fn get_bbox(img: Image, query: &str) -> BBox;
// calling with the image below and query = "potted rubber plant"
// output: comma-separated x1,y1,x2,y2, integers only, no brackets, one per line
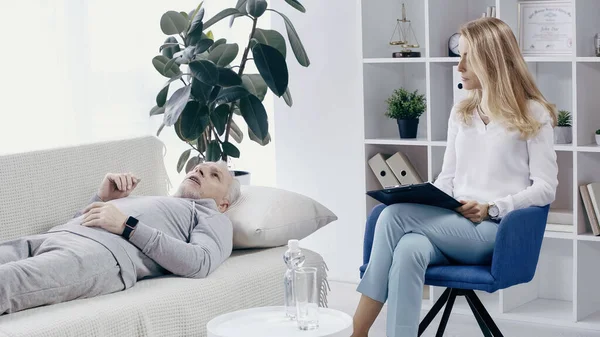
148,0,309,179
554,110,572,144
385,88,426,139
595,129,600,145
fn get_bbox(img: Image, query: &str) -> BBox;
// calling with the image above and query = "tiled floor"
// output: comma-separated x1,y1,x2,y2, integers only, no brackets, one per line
327,281,600,337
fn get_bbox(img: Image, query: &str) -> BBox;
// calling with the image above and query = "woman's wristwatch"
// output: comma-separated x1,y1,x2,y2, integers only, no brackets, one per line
488,202,500,219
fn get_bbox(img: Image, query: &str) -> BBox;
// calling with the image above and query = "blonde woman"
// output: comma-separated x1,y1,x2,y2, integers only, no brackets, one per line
351,17,558,337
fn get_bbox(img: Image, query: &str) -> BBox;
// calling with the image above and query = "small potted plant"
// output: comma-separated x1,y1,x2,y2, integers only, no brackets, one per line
596,129,600,145
554,110,572,144
385,88,426,139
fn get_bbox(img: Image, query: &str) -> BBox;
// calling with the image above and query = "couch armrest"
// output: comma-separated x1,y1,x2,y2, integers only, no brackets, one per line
490,205,549,288
359,204,387,278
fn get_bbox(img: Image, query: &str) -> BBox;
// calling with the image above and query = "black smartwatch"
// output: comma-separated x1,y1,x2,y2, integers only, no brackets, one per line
121,216,139,240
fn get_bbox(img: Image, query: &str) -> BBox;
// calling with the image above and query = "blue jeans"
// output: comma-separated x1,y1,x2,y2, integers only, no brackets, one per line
356,203,499,337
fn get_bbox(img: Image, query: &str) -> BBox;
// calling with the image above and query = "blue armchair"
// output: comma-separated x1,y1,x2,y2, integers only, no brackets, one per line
360,204,550,336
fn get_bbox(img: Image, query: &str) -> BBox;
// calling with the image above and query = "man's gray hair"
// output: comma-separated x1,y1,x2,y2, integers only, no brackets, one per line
214,160,241,205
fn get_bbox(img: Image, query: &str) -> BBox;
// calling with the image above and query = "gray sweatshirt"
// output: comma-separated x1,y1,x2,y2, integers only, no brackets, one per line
48,195,233,288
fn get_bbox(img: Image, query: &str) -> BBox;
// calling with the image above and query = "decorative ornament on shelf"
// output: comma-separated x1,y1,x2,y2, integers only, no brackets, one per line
389,3,421,58
595,129,600,145
554,110,572,144
448,33,460,57
384,87,426,139
595,33,600,57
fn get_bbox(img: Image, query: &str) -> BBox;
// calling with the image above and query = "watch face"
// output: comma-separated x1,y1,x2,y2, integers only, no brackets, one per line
449,33,460,56
490,205,499,217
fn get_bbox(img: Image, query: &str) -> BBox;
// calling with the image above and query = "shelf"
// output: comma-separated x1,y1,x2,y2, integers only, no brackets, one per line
577,233,600,242
578,310,600,330
577,57,600,63
554,144,575,152
524,56,574,63
365,138,429,146
544,231,574,240
503,299,573,324
363,58,426,64
430,141,447,147
577,145,600,153
429,57,459,63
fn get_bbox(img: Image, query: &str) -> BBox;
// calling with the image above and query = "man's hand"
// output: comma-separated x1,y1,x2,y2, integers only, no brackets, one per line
456,200,489,223
98,173,140,202
81,202,128,235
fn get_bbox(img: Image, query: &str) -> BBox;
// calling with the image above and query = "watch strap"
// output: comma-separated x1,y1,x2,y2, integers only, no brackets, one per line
121,216,139,240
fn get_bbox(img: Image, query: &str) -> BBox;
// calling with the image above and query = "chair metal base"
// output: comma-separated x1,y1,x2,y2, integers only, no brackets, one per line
418,288,504,337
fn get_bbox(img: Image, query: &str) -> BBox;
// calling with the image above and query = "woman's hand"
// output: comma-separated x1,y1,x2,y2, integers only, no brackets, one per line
456,200,489,223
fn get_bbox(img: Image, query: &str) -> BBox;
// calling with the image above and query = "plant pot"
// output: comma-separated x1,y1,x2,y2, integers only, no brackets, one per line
596,134,600,146
233,170,251,185
397,119,419,139
554,126,572,144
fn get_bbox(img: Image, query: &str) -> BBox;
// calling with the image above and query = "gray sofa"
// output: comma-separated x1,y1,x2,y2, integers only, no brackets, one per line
0,136,328,337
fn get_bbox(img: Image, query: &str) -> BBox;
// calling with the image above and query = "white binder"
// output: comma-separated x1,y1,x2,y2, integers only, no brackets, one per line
386,152,423,185
368,153,399,188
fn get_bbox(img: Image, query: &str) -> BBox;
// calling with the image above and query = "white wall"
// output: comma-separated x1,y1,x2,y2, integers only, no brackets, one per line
272,0,366,283
0,0,276,187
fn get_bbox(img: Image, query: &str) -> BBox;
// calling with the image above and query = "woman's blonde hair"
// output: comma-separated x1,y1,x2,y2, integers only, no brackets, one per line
456,17,557,138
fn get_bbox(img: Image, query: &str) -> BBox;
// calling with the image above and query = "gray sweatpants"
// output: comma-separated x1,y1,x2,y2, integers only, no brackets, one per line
0,232,125,314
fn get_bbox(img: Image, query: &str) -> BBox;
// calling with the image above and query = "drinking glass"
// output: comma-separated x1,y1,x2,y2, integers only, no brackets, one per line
294,267,319,330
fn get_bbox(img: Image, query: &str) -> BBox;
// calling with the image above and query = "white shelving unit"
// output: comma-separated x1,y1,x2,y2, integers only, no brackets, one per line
359,0,600,330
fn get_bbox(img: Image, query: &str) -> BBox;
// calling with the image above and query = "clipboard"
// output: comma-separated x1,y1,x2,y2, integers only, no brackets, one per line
366,182,462,210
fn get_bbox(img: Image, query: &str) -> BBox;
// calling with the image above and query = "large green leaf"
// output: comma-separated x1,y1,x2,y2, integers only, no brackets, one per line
246,0,267,17
152,55,182,78
239,94,268,141
156,85,169,107
222,142,240,158
229,0,247,27
161,37,181,59
211,104,231,136
188,7,205,35
150,105,165,116
209,86,221,102
252,43,288,97
249,127,271,145
185,156,202,173
208,43,239,67
189,60,219,86
218,68,242,87
206,141,222,162
215,86,250,105
164,85,192,126
242,74,268,101
210,38,227,52
253,28,286,58
195,39,214,54
283,86,293,107
204,8,240,30
229,119,243,143
180,102,210,140
160,11,188,35
177,149,192,173
191,77,212,104
285,0,306,13
271,9,310,67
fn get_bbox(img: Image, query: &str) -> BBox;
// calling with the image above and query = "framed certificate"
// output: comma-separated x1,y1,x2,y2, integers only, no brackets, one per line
518,1,574,56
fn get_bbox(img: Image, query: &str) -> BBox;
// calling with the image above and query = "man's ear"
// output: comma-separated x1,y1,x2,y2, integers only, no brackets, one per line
218,198,230,213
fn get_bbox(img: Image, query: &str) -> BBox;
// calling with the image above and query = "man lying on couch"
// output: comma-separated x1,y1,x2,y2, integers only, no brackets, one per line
0,161,240,315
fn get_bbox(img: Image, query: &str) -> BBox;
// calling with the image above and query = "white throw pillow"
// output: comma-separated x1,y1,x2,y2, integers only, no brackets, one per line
225,185,337,249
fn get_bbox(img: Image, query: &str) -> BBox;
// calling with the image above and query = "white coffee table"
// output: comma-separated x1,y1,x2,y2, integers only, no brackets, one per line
207,306,353,337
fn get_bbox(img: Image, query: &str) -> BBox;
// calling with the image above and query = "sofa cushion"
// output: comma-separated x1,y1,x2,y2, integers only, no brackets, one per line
0,247,328,337
225,185,337,249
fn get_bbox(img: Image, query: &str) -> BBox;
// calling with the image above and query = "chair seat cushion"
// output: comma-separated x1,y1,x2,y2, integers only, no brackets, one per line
425,265,499,292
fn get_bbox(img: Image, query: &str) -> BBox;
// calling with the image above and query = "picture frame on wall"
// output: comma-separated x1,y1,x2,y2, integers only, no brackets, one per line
518,1,574,56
